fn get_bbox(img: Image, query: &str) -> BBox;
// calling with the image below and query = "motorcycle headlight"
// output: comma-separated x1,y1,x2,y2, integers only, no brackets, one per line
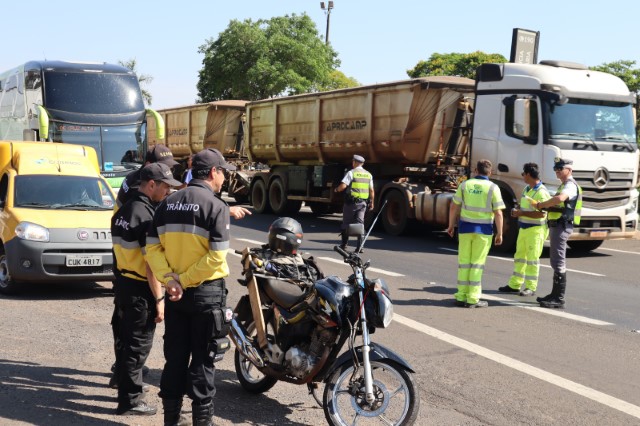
365,278,394,328
15,222,49,242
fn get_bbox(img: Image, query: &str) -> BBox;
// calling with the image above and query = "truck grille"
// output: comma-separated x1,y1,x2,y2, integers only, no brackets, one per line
572,170,633,210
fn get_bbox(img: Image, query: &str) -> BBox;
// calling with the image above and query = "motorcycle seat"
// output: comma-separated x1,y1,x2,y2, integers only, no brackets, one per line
259,276,308,309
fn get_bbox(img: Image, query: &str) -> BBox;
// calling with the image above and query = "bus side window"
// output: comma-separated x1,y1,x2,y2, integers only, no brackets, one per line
0,174,8,209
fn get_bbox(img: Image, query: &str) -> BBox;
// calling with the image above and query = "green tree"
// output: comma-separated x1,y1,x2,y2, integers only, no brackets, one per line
314,70,360,92
197,13,345,101
590,60,640,143
407,51,508,80
118,58,153,106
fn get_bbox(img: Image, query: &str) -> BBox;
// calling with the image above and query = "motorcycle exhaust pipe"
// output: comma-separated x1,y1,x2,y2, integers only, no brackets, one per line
229,318,266,368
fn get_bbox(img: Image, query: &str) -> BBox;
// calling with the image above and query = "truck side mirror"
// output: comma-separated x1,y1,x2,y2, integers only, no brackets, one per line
513,99,531,138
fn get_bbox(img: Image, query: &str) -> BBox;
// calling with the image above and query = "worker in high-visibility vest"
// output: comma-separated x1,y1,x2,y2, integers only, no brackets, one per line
499,163,551,296
530,158,582,309
447,159,505,308
334,154,374,252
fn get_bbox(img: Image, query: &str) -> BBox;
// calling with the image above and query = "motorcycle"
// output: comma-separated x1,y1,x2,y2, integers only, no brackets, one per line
230,222,420,425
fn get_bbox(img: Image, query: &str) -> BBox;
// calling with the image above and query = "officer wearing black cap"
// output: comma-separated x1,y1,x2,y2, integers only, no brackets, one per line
115,144,179,211
334,154,375,252
111,162,181,416
146,148,236,426
530,158,583,309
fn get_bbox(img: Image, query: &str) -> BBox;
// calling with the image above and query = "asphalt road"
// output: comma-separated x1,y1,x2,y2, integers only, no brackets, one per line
1,205,639,425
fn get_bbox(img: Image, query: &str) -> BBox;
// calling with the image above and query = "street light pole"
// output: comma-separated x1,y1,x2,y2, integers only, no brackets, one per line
320,1,334,45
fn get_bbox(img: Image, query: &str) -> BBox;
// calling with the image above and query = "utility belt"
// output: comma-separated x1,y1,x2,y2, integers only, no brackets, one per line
345,194,368,205
547,218,573,228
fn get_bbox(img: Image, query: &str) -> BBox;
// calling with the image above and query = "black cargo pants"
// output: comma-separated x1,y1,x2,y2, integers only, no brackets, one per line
159,279,228,406
114,278,157,409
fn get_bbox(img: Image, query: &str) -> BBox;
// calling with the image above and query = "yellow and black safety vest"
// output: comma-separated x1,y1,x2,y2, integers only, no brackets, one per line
547,178,583,225
146,179,231,288
349,168,372,200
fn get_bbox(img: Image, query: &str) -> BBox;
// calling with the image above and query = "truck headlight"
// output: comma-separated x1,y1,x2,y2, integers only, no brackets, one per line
15,222,50,242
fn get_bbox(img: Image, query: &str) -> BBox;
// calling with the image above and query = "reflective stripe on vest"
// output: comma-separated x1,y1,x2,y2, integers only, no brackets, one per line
350,169,372,200
519,183,548,226
457,179,502,224
547,178,582,225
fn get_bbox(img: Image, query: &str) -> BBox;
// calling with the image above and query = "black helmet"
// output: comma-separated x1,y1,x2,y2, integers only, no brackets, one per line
268,217,303,255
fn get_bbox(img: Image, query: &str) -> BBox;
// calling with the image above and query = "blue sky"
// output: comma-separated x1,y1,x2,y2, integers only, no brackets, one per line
3,1,637,110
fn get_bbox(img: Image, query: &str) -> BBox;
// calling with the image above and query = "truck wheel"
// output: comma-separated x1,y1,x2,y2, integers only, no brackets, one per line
568,240,603,252
381,191,408,236
0,245,20,295
251,179,270,214
268,179,302,215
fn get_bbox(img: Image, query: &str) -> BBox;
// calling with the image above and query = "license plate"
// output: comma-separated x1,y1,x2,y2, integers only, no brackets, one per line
66,255,102,267
589,230,609,238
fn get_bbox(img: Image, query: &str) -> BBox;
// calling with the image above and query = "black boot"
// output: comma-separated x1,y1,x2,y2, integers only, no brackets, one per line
340,231,348,250
536,272,560,303
163,398,189,426
192,401,214,426
356,236,363,253
540,273,566,309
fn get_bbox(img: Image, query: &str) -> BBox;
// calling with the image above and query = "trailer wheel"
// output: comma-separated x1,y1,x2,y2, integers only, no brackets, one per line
251,179,270,214
268,179,301,215
381,190,408,236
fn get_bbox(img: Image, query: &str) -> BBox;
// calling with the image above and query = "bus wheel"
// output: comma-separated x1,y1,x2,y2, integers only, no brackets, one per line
0,245,19,295
251,179,270,214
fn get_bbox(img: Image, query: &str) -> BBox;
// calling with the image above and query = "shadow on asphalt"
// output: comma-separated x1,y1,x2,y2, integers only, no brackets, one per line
0,359,315,426
0,281,112,301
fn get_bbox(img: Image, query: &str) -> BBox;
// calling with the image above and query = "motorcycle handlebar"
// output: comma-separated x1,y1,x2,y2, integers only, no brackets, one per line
333,245,350,259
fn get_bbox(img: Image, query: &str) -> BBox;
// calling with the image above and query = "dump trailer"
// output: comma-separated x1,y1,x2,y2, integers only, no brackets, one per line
146,100,254,202
246,62,639,252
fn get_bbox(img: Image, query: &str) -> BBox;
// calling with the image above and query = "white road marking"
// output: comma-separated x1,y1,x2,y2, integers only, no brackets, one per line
439,247,605,277
318,256,405,277
394,314,640,420
599,247,640,255
227,249,242,257
481,294,614,326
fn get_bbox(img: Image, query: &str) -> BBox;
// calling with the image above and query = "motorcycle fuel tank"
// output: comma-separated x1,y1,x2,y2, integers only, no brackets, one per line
313,276,354,327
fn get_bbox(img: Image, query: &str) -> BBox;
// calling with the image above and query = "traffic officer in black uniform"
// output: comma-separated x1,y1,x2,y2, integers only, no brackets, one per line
115,144,179,210
334,154,374,252
146,148,237,426
111,162,182,416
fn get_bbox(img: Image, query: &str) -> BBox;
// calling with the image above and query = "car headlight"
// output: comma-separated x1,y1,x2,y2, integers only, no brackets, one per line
626,197,638,215
15,222,50,242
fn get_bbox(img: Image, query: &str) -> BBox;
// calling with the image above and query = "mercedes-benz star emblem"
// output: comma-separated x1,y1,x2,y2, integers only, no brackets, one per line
77,230,89,241
593,167,609,189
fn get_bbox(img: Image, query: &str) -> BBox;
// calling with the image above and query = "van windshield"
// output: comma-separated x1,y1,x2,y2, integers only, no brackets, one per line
14,175,115,210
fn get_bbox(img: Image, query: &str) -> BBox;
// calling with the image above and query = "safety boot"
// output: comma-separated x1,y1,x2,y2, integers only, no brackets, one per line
339,231,349,250
537,272,560,303
192,401,214,426
539,273,566,309
163,398,190,426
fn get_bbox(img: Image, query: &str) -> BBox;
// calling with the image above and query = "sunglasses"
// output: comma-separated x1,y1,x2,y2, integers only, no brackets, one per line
553,167,565,171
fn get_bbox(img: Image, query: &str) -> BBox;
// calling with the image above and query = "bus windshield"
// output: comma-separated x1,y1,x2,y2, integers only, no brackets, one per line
43,71,144,114
14,175,115,210
52,123,145,172
547,99,637,151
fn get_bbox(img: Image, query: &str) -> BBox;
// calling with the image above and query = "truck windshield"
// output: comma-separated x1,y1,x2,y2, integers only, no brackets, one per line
51,123,145,172
43,71,144,114
14,175,115,210
547,99,637,151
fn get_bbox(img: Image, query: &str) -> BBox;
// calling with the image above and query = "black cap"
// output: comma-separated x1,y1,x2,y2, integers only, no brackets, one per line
140,163,182,187
192,148,236,173
553,158,574,169
145,144,179,167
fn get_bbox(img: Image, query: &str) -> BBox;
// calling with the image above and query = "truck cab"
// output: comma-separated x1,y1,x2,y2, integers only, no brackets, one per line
0,141,116,294
472,61,638,250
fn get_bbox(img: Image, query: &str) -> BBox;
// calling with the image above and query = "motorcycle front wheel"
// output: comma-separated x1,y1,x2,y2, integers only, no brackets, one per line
234,321,279,394
323,359,419,425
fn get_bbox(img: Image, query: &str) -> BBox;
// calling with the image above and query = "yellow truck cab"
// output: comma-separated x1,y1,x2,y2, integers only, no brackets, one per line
0,141,116,294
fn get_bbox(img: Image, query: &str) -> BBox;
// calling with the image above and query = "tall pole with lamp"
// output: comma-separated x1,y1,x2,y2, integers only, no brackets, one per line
320,1,334,45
